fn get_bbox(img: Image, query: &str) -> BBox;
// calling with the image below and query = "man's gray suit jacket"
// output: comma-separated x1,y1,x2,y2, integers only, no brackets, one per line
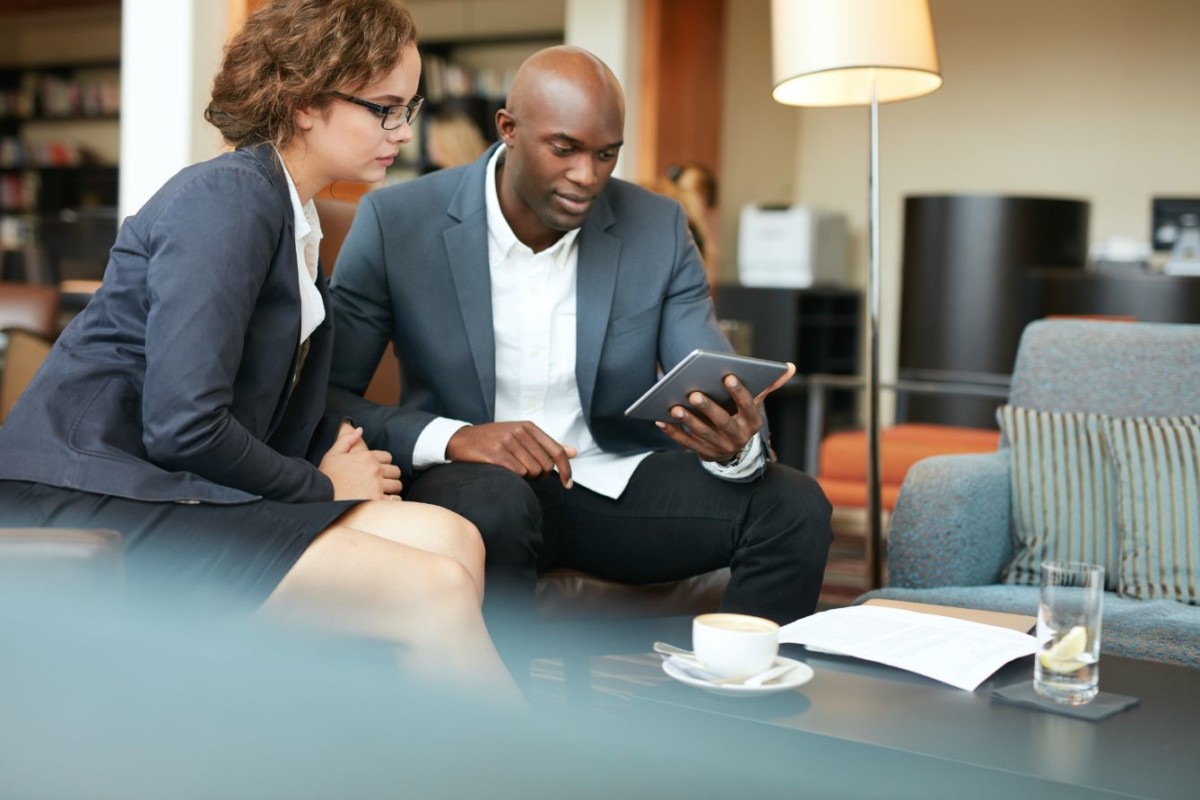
328,143,741,476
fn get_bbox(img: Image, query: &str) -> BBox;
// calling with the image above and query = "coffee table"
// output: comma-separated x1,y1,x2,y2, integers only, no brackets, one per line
532,615,1199,799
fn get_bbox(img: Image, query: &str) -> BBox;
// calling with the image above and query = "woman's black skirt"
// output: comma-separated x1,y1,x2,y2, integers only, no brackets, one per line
0,479,363,610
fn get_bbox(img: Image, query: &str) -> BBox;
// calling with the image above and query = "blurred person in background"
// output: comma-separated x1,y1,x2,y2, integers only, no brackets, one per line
425,108,489,171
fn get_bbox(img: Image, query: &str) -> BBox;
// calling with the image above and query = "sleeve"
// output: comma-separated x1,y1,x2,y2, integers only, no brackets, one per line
140,165,334,502
326,193,441,474
701,435,766,482
654,199,778,459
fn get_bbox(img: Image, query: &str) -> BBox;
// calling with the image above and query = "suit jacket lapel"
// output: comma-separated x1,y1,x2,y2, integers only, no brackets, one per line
444,151,497,419
575,192,620,417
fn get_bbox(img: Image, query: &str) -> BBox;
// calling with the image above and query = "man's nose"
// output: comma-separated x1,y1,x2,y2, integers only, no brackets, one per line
567,156,597,188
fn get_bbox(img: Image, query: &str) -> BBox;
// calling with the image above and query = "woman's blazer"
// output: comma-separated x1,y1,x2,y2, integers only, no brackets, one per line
0,145,339,504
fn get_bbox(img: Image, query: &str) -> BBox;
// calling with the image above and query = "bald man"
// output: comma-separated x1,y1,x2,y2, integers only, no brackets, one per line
328,47,832,629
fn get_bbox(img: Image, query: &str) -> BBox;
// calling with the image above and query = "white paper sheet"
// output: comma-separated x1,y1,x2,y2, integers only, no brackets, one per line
779,604,1039,691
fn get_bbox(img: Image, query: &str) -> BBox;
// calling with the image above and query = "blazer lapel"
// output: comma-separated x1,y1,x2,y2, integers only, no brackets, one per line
575,192,620,417
444,152,497,419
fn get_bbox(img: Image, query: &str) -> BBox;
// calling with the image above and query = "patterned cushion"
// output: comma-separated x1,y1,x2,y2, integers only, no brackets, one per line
1102,416,1200,605
997,406,1117,589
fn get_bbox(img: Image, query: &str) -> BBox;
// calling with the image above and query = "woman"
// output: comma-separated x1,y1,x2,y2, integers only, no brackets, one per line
0,0,515,695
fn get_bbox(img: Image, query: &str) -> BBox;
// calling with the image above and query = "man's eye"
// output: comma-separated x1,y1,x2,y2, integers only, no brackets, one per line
551,145,574,156
597,150,616,162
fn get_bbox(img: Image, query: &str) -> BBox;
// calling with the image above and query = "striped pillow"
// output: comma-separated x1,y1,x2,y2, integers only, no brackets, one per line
998,406,1117,589
1102,416,1200,605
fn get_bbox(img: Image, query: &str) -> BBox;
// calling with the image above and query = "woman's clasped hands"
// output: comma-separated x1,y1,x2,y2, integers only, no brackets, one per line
319,423,403,500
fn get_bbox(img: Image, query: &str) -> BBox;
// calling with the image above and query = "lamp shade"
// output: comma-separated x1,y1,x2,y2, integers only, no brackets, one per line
771,0,942,107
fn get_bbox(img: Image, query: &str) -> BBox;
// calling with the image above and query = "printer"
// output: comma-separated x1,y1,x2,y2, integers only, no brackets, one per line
737,204,848,288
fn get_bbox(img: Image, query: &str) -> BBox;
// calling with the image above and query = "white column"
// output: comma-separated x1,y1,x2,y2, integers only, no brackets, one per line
564,0,642,182
119,0,229,219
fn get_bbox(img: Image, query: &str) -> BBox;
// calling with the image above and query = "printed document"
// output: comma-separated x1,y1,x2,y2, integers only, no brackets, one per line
780,604,1039,691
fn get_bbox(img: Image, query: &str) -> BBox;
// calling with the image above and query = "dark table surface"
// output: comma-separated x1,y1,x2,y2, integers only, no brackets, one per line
530,615,1200,799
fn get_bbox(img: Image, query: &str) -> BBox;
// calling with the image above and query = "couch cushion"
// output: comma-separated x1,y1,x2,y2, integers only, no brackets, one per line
1103,416,1200,605
997,406,1118,589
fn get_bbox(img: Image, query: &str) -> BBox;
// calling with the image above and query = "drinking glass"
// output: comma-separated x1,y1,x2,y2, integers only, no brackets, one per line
1035,561,1104,705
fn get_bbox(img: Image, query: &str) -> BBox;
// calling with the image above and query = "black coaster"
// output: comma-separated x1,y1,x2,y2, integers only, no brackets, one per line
991,680,1139,721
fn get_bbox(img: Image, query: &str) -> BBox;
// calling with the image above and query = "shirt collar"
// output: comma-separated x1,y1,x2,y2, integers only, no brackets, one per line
484,145,579,270
275,148,322,244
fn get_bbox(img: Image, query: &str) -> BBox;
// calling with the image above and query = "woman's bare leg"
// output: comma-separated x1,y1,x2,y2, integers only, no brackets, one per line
258,525,517,697
335,500,486,602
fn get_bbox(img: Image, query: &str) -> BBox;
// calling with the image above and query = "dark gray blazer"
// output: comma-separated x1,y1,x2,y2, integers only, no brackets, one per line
328,143,757,476
0,145,340,504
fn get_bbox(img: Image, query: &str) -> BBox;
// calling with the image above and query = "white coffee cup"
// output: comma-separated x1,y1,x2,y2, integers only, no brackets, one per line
692,613,780,680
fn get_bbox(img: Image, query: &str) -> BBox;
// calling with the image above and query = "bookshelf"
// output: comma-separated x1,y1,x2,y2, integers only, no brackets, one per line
399,35,562,178
0,60,119,279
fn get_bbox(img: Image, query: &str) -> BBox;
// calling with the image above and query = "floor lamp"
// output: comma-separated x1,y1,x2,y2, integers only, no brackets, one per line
769,0,942,589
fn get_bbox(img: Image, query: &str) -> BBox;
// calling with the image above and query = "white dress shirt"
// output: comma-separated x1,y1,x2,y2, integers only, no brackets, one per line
277,151,325,345
412,146,763,498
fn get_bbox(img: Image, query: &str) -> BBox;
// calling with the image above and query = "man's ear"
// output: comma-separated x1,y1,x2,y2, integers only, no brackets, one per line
495,107,516,146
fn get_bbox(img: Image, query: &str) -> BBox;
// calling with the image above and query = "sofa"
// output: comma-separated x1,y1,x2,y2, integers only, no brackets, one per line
861,319,1200,668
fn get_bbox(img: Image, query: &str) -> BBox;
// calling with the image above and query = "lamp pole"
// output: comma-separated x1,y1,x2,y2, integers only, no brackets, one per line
866,78,884,589
767,0,943,591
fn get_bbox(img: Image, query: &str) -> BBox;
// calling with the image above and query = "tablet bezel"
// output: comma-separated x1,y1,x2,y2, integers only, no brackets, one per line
623,349,790,422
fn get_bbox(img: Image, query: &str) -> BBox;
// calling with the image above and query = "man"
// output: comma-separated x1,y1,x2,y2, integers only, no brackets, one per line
328,46,832,625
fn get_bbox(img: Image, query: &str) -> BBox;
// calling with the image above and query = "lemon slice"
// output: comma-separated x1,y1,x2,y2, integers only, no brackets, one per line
1040,625,1088,673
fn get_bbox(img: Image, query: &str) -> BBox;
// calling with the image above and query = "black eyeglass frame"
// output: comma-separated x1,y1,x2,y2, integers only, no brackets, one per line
331,91,424,130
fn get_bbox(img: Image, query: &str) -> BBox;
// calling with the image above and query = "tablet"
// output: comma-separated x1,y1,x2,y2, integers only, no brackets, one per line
624,349,790,422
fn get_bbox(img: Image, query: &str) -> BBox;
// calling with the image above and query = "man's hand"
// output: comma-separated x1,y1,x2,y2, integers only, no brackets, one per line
446,421,578,488
319,425,403,500
655,362,796,463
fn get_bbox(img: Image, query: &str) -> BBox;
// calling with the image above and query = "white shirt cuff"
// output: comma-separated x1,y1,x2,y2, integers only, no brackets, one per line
413,418,471,469
701,435,765,480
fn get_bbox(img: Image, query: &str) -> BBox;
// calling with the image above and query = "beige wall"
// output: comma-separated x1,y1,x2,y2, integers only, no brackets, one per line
781,0,1200,401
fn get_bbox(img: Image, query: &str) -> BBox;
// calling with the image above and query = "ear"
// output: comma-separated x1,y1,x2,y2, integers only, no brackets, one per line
294,103,318,132
495,107,516,146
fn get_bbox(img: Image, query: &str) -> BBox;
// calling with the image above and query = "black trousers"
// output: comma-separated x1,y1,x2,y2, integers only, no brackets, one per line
402,451,834,625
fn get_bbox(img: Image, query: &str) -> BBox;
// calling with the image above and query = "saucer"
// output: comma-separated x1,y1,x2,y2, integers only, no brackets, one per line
662,655,814,697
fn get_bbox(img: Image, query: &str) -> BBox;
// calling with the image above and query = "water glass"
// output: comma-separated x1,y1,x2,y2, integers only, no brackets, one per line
1035,561,1104,705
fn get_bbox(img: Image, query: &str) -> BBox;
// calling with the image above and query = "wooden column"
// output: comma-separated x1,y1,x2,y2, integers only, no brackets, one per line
638,0,726,183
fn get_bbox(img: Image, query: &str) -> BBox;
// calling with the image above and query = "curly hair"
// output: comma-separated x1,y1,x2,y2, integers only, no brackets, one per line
205,0,417,149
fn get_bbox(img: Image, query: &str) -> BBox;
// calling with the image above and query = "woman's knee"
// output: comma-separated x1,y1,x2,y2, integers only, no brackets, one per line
418,553,485,617
436,507,486,574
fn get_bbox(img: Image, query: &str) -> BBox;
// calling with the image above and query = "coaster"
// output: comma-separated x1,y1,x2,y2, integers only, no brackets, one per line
991,680,1139,721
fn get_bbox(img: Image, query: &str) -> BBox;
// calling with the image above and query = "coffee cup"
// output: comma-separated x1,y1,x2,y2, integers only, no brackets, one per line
692,613,780,680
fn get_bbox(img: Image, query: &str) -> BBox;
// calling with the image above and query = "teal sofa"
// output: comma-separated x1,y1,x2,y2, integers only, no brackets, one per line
860,320,1200,668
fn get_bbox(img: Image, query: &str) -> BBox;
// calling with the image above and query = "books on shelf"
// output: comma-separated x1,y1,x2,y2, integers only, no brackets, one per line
0,69,120,120
421,54,514,102
0,136,93,169
0,171,39,213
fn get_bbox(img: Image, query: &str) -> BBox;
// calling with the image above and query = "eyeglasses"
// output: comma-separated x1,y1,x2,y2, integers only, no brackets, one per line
331,91,424,130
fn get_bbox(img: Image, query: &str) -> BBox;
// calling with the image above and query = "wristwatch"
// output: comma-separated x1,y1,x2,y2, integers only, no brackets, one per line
716,438,754,468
